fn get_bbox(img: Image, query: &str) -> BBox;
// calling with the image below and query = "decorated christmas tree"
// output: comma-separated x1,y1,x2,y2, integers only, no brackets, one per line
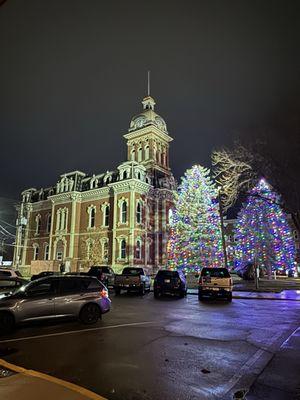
234,178,296,276
167,165,224,271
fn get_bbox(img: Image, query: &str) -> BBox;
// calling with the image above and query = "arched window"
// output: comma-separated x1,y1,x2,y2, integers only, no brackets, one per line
136,202,142,224
44,244,49,260
131,149,135,161
46,214,51,233
33,244,39,261
35,215,41,235
123,171,127,180
138,147,142,162
137,172,141,180
121,202,127,224
120,239,126,259
104,205,109,227
145,145,150,160
136,239,141,259
90,208,95,228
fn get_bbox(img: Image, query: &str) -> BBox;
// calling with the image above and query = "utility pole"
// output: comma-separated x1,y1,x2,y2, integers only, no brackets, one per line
218,187,228,269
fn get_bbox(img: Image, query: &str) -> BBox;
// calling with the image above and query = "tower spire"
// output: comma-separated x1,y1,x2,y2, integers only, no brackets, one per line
147,70,151,96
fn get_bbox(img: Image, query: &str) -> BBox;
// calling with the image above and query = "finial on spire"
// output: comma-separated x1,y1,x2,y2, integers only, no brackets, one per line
147,70,150,96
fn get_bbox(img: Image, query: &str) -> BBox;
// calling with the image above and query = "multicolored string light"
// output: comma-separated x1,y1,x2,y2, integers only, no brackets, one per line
234,178,296,274
167,165,224,272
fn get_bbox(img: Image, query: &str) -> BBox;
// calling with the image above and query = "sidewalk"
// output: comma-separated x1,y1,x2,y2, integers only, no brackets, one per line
187,289,300,301
0,359,106,400
246,327,300,399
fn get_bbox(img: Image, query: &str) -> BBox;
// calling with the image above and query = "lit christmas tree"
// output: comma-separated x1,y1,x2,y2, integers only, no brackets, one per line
168,165,224,271
234,178,296,276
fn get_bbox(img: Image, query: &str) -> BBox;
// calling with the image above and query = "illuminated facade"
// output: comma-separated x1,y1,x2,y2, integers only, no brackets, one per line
13,95,176,274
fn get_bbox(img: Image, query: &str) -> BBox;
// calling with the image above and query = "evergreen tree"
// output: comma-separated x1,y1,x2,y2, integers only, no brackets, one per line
234,178,296,276
168,165,224,271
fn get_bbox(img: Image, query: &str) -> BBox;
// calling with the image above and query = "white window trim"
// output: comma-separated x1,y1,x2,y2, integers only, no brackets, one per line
87,205,97,229
33,243,39,261
118,198,129,226
101,202,110,227
44,243,49,260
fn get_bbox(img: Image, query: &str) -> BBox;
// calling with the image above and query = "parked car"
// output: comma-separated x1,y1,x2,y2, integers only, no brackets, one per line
154,270,187,298
114,267,151,295
31,271,57,281
198,267,233,301
0,277,28,294
0,275,111,333
0,268,23,278
87,266,115,287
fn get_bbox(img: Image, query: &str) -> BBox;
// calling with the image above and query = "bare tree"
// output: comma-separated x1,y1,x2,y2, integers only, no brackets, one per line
212,144,257,212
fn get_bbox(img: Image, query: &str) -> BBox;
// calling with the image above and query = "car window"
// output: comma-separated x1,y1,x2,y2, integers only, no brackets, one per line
0,271,12,277
26,278,57,297
59,278,82,294
122,268,144,275
15,271,23,277
157,270,178,278
81,278,103,291
0,280,17,287
201,268,230,278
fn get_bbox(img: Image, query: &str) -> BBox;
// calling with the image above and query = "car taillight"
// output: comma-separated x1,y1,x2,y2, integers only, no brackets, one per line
100,289,108,298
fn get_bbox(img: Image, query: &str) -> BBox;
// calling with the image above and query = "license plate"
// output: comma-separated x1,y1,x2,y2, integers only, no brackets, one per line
164,279,170,283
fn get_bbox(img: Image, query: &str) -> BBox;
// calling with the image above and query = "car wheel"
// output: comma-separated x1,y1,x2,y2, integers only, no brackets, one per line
0,312,15,334
79,303,100,325
139,284,145,296
198,290,203,301
179,290,185,298
227,293,232,302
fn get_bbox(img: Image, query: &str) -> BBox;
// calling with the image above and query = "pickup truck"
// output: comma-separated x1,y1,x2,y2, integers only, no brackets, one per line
114,267,151,295
198,267,233,301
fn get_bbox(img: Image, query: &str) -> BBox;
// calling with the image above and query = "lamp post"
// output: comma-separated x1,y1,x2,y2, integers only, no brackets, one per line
218,187,228,269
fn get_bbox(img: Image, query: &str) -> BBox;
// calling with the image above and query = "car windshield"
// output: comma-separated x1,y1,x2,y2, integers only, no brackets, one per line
157,270,178,277
122,268,143,275
201,268,230,278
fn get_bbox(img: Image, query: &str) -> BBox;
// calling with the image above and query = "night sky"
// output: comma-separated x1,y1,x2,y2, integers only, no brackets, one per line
1,0,299,200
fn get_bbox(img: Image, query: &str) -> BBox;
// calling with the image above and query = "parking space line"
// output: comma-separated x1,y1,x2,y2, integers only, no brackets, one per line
0,321,154,344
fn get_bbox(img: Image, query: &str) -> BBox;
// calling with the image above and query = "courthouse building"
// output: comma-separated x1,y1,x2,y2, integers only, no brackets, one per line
13,95,176,274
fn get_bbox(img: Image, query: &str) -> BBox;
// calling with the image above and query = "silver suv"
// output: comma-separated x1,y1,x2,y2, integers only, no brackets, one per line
0,276,111,333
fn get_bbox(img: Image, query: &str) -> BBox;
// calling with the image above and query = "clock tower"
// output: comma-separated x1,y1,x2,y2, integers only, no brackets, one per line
124,95,173,179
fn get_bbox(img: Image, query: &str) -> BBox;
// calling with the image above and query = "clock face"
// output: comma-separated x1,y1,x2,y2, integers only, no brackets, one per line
134,116,146,128
155,116,166,131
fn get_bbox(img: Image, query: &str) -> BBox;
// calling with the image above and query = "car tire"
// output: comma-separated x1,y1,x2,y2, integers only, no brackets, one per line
227,293,232,302
179,290,185,298
79,303,100,325
0,312,15,334
198,290,203,301
154,290,160,299
115,288,121,295
139,284,145,296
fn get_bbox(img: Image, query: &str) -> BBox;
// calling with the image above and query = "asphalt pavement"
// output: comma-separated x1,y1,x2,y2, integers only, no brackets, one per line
0,293,300,400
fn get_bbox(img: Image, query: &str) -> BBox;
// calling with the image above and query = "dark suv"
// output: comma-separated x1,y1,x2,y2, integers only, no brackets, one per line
87,266,115,287
0,275,111,333
154,270,187,298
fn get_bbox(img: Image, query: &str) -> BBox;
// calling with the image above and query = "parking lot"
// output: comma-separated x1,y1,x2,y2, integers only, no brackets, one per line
1,292,300,400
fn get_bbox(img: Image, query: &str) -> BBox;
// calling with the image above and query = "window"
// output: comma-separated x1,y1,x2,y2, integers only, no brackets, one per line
131,149,135,161
44,244,49,260
136,239,141,259
104,206,109,227
123,171,127,180
35,215,41,235
138,147,142,162
59,278,82,295
137,172,141,180
46,215,51,233
121,202,127,224
136,202,142,224
90,208,96,228
145,145,150,160
26,278,57,298
120,239,126,259
56,251,63,261
33,245,39,261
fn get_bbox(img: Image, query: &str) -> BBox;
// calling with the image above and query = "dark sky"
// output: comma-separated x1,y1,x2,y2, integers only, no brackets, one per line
1,0,299,200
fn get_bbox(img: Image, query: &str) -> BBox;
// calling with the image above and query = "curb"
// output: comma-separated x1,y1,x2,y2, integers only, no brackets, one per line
0,358,107,400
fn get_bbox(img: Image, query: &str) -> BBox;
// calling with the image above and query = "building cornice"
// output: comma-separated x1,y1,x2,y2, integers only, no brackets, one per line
109,179,151,194
123,126,173,143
